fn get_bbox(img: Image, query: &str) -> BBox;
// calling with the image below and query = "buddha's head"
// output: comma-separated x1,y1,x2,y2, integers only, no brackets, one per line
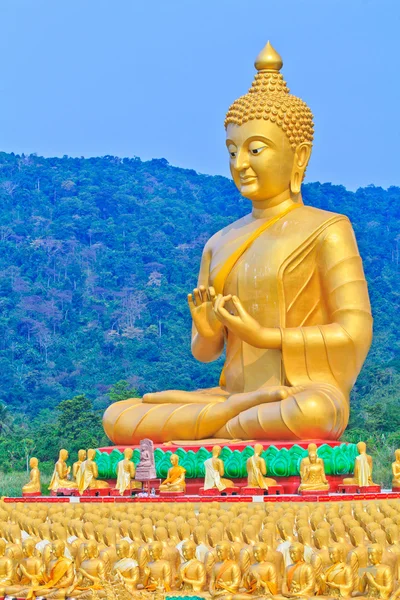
87,449,95,460
395,449,400,462
212,445,221,458
22,538,36,557
123,448,133,460
368,543,383,566
253,542,267,563
357,441,367,454
86,539,98,559
60,449,68,461
117,540,130,559
328,544,343,564
254,443,263,456
309,451,317,464
225,42,313,204
216,541,231,562
182,540,196,561
78,449,86,462
170,453,179,466
314,528,329,549
52,540,65,558
289,542,304,564
30,457,38,469
149,541,163,561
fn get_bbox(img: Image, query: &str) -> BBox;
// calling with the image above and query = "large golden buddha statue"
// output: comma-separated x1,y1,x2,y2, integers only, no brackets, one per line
103,41,372,444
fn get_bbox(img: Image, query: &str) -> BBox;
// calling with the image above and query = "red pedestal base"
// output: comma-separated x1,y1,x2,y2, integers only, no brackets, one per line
300,489,330,496
241,485,284,496
22,491,41,497
81,488,111,497
159,491,186,498
110,489,132,497
392,487,400,492
199,486,241,496
359,485,381,494
51,488,79,497
338,484,358,494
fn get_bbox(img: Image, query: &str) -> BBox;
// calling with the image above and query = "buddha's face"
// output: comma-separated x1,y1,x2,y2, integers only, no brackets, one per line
309,452,317,464
182,542,195,560
170,454,178,466
226,119,296,202
78,450,86,461
253,544,265,563
216,543,230,561
289,544,303,563
329,546,340,563
368,546,381,566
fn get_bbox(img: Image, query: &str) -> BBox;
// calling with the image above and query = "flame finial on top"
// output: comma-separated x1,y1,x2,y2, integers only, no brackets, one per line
254,41,283,72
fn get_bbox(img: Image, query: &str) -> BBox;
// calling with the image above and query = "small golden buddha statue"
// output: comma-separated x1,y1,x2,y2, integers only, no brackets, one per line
319,544,353,599
298,449,329,492
159,453,186,493
76,448,109,494
203,445,234,491
115,448,139,495
72,449,86,480
246,444,277,489
22,457,41,495
103,41,372,445
343,441,377,487
359,544,393,600
0,539,14,598
234,542,278,599
5,538,45,598
73,539,107,598
177,539,206,593
281,542,315,598
35,540,76,599
143,541,172,592
392,450,400,488
209,541,241,599
49,449,77,492
112,540,139,594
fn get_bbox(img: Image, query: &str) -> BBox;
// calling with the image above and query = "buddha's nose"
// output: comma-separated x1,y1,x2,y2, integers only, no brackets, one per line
234,149,250,172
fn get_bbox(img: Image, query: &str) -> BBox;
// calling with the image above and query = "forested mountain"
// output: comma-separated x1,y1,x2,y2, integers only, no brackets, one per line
0,151,400,469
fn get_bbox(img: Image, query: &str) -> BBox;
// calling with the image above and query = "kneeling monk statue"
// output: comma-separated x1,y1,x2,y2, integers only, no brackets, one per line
103,41,372,444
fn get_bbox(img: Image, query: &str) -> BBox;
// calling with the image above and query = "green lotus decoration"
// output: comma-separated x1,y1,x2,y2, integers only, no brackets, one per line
95,443,357,479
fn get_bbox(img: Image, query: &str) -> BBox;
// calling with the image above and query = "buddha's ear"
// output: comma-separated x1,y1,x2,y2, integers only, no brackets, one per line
290,142,312,195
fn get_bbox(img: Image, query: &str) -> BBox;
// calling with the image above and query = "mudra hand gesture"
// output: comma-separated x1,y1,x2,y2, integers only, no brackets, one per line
213,293,282,349
187,285,223,338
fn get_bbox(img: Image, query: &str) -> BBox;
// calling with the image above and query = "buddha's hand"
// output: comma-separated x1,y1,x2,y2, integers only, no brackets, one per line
214,294,282,349
188,285,223,339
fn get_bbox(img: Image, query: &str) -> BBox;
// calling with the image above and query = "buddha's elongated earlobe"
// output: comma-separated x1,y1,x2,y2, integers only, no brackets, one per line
290,142,312,194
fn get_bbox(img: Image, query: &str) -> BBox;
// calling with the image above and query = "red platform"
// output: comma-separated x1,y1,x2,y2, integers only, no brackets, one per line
159,491,186,498
199,486,241,496
22,491,42,497
110,489,132,497
241,485,284,496
81,488,111,497
50,488,79,497
359,485,381,494
300,489,330,496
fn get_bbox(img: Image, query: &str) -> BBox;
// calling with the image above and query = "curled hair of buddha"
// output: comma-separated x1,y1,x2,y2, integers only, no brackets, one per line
225,41,314,150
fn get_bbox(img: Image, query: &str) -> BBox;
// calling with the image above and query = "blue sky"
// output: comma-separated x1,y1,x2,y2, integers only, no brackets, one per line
0,0,399,190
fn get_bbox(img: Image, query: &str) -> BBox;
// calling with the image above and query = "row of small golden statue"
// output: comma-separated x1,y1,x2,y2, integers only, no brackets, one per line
4,496,400,598
23,441,400,497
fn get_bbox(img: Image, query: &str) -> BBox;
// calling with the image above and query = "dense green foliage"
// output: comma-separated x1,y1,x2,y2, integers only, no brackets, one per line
0,151,399,476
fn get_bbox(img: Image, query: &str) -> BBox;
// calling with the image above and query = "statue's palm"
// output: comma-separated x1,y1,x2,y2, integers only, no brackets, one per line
188,285,223,338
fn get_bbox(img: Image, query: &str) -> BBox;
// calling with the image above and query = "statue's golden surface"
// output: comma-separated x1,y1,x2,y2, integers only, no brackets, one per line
103,42,372,444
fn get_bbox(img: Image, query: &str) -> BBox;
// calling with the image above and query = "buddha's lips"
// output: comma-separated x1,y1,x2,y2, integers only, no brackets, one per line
240,176,257,184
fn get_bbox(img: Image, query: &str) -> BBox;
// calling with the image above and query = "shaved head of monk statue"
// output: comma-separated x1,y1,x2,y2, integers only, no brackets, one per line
103,42,372,444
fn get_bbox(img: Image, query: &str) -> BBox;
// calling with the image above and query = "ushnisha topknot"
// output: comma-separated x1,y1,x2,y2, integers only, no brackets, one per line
225,41,314,150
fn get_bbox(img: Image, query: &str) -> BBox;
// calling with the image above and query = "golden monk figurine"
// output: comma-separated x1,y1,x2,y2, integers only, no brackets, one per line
34,540,75,599
103,41,372,445
143,541,172,592
359,544,393,600
281,542,315,598
177,539,206,593
76,449,109,495
73,449,86,480
209,541,241,599
5,538,45,598
22,457,41,495
343,442,377,487
246,444,277,489
73,539,107,598
392,449,400,488
49,449,77,492
0,539,14,597
319,545,353,599
159,453,186,493
115,448,139,495
233,542,278,599
298,449,329,492
204,446,234,491
112,540,139,594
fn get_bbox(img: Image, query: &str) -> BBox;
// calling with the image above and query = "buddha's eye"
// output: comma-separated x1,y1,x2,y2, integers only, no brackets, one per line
229,150,237,158
249,144,267,156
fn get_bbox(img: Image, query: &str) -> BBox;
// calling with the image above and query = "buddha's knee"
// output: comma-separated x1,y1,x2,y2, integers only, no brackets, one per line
102,398,140,442
283,385,348,439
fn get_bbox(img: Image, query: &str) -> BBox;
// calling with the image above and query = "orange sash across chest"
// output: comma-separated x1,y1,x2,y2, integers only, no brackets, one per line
287,561,305,590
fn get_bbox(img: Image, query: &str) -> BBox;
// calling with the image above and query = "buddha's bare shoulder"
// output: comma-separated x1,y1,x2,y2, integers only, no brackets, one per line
294,204,351,225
